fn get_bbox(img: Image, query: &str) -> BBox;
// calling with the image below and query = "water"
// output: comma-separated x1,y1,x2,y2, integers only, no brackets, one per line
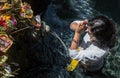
8,0,120,78
43,0,120,78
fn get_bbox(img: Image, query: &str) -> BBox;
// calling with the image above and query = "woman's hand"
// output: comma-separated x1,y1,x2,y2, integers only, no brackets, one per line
75,20,88,34
70,20,88,34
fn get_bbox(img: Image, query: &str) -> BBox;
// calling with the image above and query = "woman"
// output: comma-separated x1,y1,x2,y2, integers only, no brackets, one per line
69,15,116,72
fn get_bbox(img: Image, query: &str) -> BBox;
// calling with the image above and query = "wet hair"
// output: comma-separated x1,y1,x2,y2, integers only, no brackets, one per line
87,15,117,48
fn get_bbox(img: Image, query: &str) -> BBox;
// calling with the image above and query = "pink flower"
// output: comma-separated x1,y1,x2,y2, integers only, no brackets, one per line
23,5,29,10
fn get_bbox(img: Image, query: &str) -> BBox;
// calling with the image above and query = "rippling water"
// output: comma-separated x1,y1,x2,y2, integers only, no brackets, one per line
43,0,120,78
9,0,120,78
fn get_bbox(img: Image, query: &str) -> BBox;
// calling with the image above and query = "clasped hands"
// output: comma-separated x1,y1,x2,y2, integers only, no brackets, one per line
70,20,88,34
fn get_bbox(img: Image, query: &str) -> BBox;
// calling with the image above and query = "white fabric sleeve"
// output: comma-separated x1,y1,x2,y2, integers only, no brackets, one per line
75,48,107,65
69,48,96,65
69,49,79,58
72,20,82,25
74,50,97,65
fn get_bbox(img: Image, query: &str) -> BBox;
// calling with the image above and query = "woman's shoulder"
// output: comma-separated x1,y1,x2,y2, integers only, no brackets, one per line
89,44,109,57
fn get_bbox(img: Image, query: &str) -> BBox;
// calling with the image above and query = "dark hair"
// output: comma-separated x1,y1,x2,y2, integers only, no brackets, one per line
87,15,117,48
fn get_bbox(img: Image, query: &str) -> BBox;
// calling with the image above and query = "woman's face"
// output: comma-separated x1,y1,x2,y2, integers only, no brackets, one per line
86,26,96,42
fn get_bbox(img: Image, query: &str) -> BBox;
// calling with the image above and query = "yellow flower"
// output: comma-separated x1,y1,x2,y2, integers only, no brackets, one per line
5,15,11,21
2,3,12,10
21,8,26,13
2,15,11,21
26,13,33,18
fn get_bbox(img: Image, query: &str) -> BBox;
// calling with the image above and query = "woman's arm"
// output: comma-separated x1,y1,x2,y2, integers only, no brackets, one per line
70,20,88,50
70,32,81,50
